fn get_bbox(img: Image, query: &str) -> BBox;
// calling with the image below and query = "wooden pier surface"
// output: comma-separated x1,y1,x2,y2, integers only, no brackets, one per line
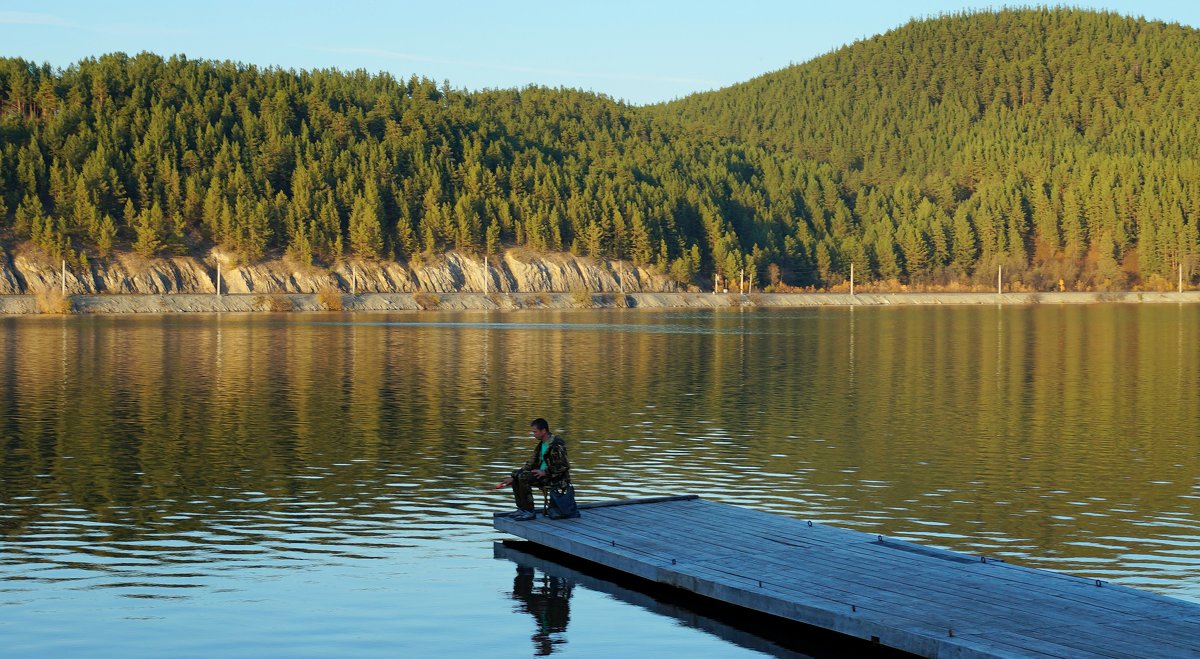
493,496,1200,658
493,541,815,658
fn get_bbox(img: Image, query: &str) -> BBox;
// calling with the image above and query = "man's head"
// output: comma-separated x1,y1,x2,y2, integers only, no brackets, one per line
530,418,550,441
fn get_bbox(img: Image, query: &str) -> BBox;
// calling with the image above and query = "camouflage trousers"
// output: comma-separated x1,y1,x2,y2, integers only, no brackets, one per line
510,469,548,512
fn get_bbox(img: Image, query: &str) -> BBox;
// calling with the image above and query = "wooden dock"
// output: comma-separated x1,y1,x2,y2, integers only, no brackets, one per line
493,496,1200,658
494,541,815,658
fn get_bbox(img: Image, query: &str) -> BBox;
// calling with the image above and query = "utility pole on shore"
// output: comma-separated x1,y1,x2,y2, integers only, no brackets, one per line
216,264,221,297
61,260,66,296
997,265,1003,295
1180,261,1184,293
850,263,855,296
351,265,357,296
739,268,744,295
483,254,488,295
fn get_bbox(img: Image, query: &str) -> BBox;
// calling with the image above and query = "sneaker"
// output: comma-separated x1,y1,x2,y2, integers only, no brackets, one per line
511,509,536,521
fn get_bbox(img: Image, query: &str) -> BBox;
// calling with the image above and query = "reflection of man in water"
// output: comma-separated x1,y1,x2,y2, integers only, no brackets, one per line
511,566,572,655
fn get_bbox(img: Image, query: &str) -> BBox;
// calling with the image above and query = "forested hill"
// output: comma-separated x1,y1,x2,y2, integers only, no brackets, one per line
661,8,1200,288
2,8,1200,291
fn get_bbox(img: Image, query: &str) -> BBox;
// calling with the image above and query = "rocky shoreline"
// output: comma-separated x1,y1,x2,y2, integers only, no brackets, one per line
3,247,1198,314
0,249,682,297
3,290,1199,315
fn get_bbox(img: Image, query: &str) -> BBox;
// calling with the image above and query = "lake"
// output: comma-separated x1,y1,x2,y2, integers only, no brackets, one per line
2,305,1198,657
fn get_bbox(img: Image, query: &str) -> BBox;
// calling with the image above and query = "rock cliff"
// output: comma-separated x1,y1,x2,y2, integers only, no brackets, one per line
0,248,685,295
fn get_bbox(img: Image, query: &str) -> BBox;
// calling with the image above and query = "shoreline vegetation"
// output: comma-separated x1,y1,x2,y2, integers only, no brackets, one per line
4,290,1200,315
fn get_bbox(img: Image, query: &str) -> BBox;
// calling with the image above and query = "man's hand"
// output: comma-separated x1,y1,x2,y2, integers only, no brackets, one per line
499,476,514,487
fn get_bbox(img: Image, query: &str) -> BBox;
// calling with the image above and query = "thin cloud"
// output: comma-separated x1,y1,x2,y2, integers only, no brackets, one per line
321,46,720,86
0,11,72,26
0,11,188,39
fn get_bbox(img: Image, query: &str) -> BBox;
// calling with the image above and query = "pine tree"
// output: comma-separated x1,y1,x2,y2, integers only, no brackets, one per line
94,214,117,256
202,182,224,241
1061,188,1088,258
629,208,653,265
815,241,835,284
13,194,42,239
453,193,480,252
896,222,929,277
349,185,384,259
1093,230,1123,289
1031,184,1060,250
951,207,978,274
485,222,501,258
133,202,164,257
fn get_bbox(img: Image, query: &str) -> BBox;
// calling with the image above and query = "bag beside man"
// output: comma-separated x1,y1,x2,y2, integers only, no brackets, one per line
547,484,580,519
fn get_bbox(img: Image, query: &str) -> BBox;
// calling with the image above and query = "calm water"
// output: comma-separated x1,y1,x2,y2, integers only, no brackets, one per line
2,306,1198,657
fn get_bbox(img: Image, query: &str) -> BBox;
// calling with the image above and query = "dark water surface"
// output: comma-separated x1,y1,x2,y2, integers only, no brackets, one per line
2,306,1198,657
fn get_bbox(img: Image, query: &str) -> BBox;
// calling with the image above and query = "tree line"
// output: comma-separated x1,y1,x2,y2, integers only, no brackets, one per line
2,8,1199,290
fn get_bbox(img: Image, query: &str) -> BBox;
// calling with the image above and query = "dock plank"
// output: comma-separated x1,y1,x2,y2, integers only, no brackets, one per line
594,500,1198,623
494,497,1200,658
623,503,1200,647
584,504,1142,625
493,541,813,659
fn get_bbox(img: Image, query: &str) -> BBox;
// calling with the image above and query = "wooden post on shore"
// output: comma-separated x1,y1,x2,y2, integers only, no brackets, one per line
351,266,357,296
997,265,1003,295
61,260,66,296
483,255,488,295
1180,261,1184,293
739,268,744,295
850,263,855,296
216,264,221,297
618,261,624,295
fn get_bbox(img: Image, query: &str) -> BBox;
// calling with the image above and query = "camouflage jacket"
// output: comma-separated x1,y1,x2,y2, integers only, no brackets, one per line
522,435,572,487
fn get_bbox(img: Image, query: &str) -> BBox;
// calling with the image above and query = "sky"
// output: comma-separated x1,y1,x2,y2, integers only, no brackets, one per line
2,1,1199,106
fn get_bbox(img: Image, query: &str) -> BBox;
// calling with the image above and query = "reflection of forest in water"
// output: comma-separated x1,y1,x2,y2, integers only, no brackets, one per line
1,307,1199,598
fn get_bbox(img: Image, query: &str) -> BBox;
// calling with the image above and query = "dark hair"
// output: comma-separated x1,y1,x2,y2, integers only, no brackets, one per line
530,418,549,431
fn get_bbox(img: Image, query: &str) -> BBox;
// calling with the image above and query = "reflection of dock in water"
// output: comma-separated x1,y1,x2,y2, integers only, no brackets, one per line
495,541,839,658
494,496,1200,658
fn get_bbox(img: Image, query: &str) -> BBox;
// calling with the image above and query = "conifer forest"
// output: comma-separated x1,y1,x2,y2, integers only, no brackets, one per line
2,9,1199,290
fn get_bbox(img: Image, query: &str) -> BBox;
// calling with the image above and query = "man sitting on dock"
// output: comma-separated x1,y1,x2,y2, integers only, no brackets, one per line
500,418,572,520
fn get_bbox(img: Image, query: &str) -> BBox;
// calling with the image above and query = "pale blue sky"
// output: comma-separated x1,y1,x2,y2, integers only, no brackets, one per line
2,1,1198,105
